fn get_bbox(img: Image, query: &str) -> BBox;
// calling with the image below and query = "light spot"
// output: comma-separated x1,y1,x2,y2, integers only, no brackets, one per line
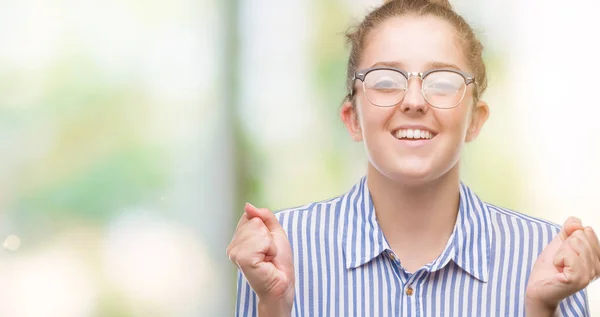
3,235,21,251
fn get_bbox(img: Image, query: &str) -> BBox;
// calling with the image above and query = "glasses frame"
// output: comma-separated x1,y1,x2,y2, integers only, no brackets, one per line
351,67,476,109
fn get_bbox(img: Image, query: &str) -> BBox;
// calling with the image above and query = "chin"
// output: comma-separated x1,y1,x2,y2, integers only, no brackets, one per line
389,169,436,186
371,160,436,186
367,148,462,186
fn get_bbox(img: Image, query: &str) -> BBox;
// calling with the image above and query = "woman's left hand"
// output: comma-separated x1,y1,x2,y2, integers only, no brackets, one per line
525,217,600,315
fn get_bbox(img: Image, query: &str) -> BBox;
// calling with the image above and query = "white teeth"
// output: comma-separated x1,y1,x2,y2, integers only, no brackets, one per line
394,129,434,140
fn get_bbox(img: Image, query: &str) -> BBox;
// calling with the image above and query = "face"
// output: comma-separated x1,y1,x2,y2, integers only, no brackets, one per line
341,15,489,185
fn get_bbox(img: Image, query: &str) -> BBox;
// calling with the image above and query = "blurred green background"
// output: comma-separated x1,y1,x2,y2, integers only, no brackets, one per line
0,0,598,316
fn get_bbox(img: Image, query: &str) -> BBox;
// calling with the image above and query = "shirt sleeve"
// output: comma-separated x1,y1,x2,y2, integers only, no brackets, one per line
558,288,590,317
235,270,258,317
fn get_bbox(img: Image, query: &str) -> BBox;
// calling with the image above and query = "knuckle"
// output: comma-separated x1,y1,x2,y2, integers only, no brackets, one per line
252,223,270,238
569,234,585,247
257,233,272,250
260,225,271,237
227,247,238,262
233,249,255,268
226,243,240,259
249,217,263,225
236,256,253,269
228,234,272,270
587,228,600,242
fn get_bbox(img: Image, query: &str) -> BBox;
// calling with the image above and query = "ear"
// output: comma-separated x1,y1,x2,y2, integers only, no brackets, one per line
340,101,363,142
465,100,489,142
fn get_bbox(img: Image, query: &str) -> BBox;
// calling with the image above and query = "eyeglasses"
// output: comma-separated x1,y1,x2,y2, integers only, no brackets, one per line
351,67,476,109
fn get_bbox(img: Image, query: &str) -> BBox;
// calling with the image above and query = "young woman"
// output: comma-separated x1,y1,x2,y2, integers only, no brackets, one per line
227,0,600,316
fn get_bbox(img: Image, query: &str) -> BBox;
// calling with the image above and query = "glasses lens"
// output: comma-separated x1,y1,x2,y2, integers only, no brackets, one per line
363,69,407,107
422,71,466,108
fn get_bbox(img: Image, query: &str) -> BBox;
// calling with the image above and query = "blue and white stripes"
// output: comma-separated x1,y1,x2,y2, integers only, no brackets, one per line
235,176,589,316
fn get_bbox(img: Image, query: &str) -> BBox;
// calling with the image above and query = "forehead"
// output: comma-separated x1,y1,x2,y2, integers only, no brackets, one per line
360,15,468,71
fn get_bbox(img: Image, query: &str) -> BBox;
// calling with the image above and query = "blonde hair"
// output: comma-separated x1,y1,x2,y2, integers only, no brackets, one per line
345,0,486,105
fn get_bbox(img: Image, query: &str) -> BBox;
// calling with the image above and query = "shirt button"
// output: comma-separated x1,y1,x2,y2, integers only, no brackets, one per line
406,286,414,296
388,252,398,261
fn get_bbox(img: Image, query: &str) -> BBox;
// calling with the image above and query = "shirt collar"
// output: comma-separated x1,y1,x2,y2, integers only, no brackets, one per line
341,176,491,282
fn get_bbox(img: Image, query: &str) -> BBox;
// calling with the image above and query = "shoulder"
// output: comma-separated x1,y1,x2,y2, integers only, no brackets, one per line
270,176,367,245
461,182,561,240
273,194,344,230
484,202,561,245
485,202,560,231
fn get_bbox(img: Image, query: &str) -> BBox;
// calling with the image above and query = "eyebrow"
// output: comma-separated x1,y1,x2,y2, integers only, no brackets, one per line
370,60,462,71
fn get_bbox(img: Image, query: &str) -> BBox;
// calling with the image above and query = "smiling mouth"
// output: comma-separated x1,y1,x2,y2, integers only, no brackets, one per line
392,128,437,140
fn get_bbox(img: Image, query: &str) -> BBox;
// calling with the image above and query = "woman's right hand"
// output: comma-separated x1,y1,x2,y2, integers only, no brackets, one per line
227,203,295,315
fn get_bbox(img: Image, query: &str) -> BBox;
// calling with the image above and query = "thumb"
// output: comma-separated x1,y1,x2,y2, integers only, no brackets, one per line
245,203,285,235
559,216,584,241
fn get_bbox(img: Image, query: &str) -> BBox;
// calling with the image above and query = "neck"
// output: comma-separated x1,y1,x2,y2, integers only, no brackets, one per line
367,164,461,272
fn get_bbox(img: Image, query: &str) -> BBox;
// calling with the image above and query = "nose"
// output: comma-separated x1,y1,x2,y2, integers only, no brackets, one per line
399,76,428,115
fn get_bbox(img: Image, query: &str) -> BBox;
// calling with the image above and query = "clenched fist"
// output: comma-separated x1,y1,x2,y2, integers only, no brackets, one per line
227,203,295,316
526,217,600,316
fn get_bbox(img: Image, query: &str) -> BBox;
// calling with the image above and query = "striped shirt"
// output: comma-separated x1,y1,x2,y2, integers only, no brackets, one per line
235,176,589,316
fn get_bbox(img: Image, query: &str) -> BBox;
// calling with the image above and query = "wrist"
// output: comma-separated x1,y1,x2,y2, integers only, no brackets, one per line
525,295,559,317
257,296,293,317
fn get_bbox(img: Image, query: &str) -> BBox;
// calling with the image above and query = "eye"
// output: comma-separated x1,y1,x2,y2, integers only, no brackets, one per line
427,81,459,92
423,72,464,95
364,69,406,92
373,78,402,89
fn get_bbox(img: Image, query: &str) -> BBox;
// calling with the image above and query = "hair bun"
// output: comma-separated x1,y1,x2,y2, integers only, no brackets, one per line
383,0,452,9
428,0,452,8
